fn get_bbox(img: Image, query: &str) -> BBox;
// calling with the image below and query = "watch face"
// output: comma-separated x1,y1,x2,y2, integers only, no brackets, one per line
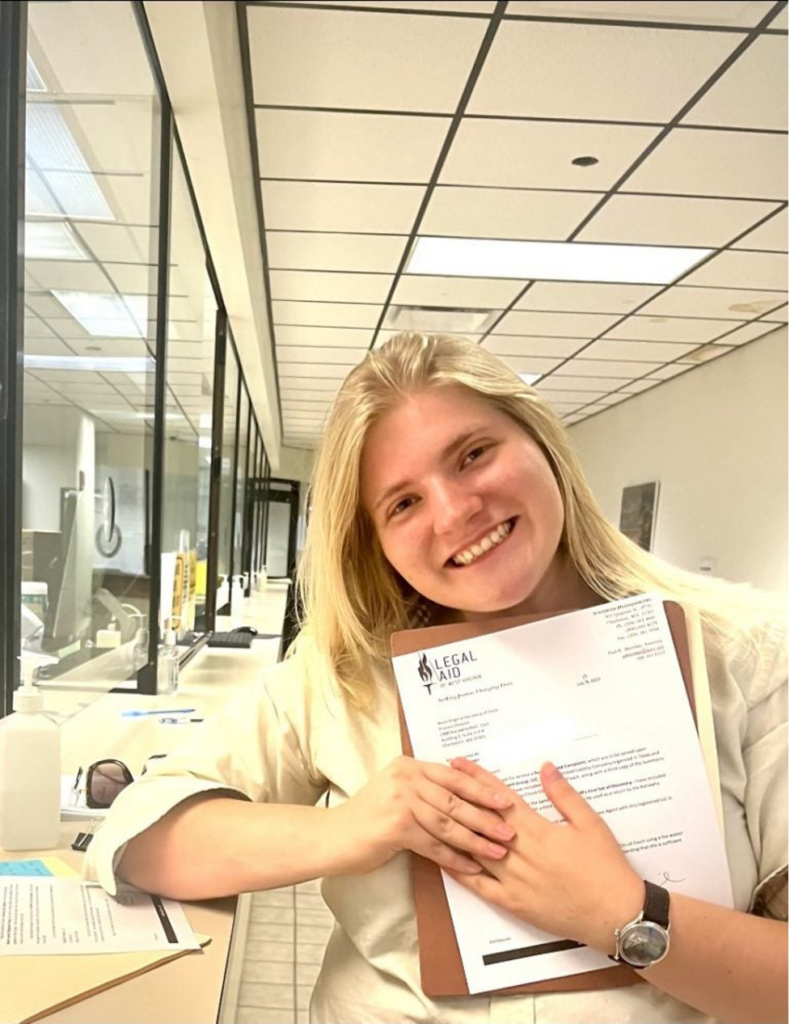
620,922,670,968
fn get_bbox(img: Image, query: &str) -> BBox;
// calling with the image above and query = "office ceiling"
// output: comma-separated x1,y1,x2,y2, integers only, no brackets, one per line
240,0,788,449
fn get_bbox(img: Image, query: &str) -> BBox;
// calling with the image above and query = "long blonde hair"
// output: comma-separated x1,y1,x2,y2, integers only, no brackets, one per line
297,332,782,703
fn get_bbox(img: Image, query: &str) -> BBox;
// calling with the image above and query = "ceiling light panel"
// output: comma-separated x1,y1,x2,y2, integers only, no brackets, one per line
439,119,659,189
51,291,148,338
266,232,406,274
515,281,661,314
624,127,787,200
247,6,487,112
408,237,710,285
639,286,787,320
255,109,450,183
272,301,381,329
25,221,88,260
269,270,393,303
419,186,602,242
467,21,740,122
261,181,426,234
576,194,783,248
383,305,497,334
682,35,788,132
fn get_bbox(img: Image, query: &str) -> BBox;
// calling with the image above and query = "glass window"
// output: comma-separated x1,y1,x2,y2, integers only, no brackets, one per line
233,384,249,591
217,347,238,610
161,147,217,639
21,1,161,685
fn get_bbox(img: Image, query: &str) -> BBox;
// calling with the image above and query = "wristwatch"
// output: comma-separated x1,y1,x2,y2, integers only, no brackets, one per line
609,880,671,969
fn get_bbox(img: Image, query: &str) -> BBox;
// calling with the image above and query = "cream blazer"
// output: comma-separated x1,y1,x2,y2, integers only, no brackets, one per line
85,617,787,1024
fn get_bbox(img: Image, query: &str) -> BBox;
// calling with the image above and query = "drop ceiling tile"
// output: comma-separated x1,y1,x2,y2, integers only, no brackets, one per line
494,354,565,376
469,20,739,121
714,320,785,345
504,2,776,26
74,222,157,264
24,260,109,292
577,194,781,247
24,315,57,338
495,309,620,337
732,208,788,252
23,336,74,357
255,109,450,183
639,285,786,319
650,362,694,380
624,128,787,200
248,6,486,112
619,378,662,394
32,369,102,384
441,120,659,189
280,1,496,10
534,388,608,404
275,325,373,348
582,338,698,361
277,345,364,364
267,232,406,273
515,281,660,313
677,343,734,363
761,303,787,322
538,374,630,391
485,336,588,358
595,392,631,404
280,363,357,379
546,400,589,413
280,378,343,393
393,275,525,307
104,263,158,295
23,292,66,318
682,249,788,290
273,300,380,329
683,35,787,131
421,186,603,240
270,269,393,303
604,315,740,343
553,358,663,377
262,181,426,233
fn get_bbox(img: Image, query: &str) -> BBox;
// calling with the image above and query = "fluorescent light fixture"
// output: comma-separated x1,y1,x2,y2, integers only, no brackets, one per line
384,305,497,335
26,57,47,93
198,436,213,450
199,413,213,429
25,220,88,260
25,354,154,373
518,372,542,386
99,411,183,422
407,237,712,286
25,104,113,220
51,291,148,338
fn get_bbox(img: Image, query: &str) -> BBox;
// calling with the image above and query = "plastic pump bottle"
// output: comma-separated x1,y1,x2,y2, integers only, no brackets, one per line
0,663,61,851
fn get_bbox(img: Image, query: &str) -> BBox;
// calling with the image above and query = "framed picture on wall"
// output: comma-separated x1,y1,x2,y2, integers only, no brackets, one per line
619,481,660,552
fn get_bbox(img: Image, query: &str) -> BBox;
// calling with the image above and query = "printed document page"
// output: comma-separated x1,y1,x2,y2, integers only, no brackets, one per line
0,878,200,955
393,593,732,994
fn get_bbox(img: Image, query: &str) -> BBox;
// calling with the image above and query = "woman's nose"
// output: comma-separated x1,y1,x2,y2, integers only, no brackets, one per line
429,479,483,535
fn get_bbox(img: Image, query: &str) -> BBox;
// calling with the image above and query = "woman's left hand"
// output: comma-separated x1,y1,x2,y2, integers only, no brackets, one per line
446,758,645,954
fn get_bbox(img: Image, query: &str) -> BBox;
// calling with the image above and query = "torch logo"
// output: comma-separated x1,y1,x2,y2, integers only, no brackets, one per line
418,652,434,695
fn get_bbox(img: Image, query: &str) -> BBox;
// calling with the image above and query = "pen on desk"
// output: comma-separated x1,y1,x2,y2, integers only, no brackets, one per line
121,708,196,718
159,716,205,725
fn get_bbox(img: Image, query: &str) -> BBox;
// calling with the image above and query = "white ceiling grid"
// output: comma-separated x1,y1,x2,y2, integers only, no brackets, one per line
242,0,787,447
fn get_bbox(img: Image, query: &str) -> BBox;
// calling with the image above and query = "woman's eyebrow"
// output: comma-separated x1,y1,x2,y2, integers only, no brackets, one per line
372,427,486,513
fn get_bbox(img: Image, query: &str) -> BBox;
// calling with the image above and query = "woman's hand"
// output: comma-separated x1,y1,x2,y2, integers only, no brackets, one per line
446,758,644,953
329,755,516,876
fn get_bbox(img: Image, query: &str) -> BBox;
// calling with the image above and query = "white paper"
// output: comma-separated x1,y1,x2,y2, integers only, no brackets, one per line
0,878,200,955
393,593,733,994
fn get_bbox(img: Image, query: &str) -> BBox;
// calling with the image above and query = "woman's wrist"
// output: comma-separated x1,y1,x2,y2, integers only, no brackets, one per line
582,871,646,954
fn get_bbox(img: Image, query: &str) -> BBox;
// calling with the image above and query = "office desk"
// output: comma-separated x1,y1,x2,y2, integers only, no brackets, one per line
4,603,286,1024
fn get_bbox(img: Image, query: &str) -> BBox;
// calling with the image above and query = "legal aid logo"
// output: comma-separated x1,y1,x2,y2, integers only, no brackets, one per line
417,652,434,695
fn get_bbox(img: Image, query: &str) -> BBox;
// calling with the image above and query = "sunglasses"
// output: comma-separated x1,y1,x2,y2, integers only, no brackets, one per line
72,754,167,809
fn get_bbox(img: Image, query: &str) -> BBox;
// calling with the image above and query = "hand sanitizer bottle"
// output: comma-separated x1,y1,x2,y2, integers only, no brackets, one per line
157,624,179,695
0,661,61,851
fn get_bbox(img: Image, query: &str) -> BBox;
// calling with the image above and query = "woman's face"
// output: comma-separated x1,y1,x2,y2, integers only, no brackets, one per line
360,386,570,618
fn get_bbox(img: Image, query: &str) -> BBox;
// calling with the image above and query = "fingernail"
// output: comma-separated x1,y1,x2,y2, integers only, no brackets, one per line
487,843,508,858
492,792,512,807
496,823,515,840
544,762,563,782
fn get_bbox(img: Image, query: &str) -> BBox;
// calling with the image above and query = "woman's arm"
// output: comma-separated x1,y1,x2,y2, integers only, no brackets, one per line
118,755,516,900
449,759,787,1024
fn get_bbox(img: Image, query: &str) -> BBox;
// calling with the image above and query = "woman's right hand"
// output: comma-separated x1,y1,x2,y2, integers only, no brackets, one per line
329,755,516,875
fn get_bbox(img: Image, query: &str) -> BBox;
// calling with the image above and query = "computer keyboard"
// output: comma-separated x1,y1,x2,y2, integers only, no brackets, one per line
207,631,255,649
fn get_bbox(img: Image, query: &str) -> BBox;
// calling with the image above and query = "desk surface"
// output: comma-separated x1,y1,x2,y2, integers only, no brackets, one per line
3,586,287,1024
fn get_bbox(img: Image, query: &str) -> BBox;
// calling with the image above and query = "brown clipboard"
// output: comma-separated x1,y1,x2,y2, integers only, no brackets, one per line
391,600,696,998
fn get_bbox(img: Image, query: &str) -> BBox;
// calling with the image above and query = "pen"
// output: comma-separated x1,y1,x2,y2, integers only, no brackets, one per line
121,708,197,718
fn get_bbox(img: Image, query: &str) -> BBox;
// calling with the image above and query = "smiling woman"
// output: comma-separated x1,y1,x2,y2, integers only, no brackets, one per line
87,332,787,1024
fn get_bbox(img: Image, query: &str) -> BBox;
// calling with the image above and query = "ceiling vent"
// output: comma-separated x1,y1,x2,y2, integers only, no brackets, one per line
384,305,499,336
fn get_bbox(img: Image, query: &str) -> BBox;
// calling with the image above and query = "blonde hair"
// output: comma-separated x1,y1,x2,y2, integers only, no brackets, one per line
297,332,782,704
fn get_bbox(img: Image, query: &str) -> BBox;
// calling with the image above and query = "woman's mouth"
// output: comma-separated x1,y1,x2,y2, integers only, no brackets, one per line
448,518,516,568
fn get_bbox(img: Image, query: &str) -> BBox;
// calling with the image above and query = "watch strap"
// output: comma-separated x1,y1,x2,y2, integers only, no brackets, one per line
642,880,670,928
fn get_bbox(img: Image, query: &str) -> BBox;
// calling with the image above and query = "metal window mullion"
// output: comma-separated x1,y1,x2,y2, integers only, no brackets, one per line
205,309,228,630
227,344,242,611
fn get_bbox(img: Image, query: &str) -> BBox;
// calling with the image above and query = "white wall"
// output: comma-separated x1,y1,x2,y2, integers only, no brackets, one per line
567,329,788,594
277,446,314,484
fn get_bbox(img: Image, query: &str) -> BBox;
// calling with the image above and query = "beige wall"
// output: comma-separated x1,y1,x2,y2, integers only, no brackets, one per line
567,329,788,594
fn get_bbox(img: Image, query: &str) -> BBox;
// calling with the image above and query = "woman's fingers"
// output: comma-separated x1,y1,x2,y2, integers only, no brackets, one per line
414,779,514,858
425,760,513,811
540,762,597,828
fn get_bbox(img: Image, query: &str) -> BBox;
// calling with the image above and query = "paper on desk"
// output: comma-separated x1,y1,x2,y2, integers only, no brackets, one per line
0,857,74,877
393,593,733,995
0,878,200,955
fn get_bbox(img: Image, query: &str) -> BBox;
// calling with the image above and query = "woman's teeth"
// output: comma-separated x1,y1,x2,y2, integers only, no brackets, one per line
451,520,513,566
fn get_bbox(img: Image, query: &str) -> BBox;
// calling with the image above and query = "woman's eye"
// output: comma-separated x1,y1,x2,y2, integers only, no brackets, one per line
390,497,415,518
462,445,487,466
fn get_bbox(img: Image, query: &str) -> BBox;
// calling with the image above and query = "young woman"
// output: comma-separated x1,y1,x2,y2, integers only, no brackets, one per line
86,332,787,1023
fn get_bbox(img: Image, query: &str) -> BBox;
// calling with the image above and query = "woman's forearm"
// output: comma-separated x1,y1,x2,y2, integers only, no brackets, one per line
594,895,787,1024
117,793,340,900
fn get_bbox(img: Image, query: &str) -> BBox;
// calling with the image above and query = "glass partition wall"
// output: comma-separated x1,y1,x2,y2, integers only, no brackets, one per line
1,1,272,710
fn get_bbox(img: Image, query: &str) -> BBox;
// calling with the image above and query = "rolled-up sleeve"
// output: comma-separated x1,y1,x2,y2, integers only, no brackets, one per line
84,647,328,895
